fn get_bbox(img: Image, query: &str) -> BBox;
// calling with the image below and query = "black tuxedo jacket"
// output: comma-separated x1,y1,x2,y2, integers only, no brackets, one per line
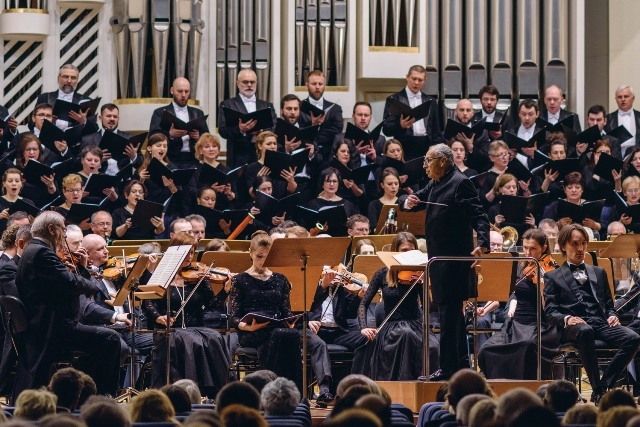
0,255,17,298
382,89,442,144
473,110,505,124
309,284,360,331
399,168,489,302
149,103,209,159
544,263,615,328
217,95,276,167
35,91,98,136
298,98,344,153
539,108,582,133
605,109,640,156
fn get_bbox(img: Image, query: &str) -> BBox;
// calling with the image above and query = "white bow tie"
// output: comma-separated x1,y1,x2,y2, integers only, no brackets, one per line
620,111,633,117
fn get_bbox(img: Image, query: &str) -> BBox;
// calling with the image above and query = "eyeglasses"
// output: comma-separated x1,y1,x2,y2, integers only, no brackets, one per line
325,179,339,184
64,188,82,194
424,157,440,164
93,222,112,227
240,80,256,85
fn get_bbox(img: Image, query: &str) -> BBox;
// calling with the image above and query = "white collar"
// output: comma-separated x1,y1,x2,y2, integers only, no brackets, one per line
405,87,422,99
240,93,256,103
172,101,188,112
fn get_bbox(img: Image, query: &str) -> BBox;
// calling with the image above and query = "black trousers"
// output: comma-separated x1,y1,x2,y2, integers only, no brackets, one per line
563,319,640,390
438,299,467,376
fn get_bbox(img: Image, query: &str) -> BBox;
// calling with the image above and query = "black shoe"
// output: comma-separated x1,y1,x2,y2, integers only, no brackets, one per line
428,369,450,382
590,389,605,405
316,392,335,408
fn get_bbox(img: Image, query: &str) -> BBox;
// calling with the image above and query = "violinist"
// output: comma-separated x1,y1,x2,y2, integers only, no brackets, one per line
306,263,368,405
142,233,231,397
14,211,121,396
478,228,561,379
352,232,440,380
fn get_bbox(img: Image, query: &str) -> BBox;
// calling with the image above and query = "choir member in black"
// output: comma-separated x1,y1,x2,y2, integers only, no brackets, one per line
244,131,298,200
136,132,180,205
13,133,58,207
77,146,119,206
245,176,287,233
450,99,491,172
478,140,511,208
193,186,229,239
615,176,640,233
544,223,640,403
474,85,504,140
487,174,536,237
0,168,36,234
506,100,545,170
351,102,387,155
478,228,560,379
540,85,582,133
539,139,568,200
192,133,236,210
542,172,603,239
367,167,400,229
450,139,478,178
623,148,640,179
112,180,165,240
14,211,121,396
331,139,367,208
400,143,490,380
52,174,88,228
353,232,439,380
229,231,302,384
143,233,231,396
305,168,359,232
379,139,418,194
582,139,621,203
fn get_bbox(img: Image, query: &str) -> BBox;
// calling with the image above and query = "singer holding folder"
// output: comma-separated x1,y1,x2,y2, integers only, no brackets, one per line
229,231,303,386
400,143,490,381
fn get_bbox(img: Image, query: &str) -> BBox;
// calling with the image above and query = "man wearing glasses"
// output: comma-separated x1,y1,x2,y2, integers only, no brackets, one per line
400,143,490,381
218,69,277,168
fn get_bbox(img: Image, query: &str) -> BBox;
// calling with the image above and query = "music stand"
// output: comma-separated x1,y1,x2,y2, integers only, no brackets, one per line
376,204,426,236
107,254,150,402
601,234,640,258
265,237,351,399
137,245,192,385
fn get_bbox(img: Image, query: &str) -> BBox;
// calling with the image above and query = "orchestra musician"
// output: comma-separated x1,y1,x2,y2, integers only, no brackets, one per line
478,228,560,379
14,211,121,396
352,231,439,380
142,233,231,397
400,143,490,381
544,223,640,403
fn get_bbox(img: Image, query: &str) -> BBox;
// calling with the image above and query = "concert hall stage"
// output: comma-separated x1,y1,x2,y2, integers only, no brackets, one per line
376,380,552,412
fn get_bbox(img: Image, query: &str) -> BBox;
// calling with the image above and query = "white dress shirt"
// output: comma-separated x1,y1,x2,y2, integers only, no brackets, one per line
309,96,324,111
172,102,191,152
55,89,74,131
547,111,560,124
240,93,257,113
405,87,427,136
483,110,495,122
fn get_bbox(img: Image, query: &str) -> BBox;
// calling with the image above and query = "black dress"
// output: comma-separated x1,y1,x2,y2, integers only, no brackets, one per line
143,280,231,396
478,273,560,379
352,268,439,380
229,272,302,385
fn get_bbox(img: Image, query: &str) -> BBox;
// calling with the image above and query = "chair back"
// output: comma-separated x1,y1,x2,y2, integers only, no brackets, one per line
0,295,28,335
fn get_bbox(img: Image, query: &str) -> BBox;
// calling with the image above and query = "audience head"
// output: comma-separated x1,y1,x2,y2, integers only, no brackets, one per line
48,367,84,411
160,384,192,414
446,369,493,413
336,374,379,400
596,406,639,427
508,405,559,427
14,389,57,421
260,377,300,416
183,409,221,427
468,398,496,427
216,380,261,413
174,378,202,405
243,370,278,394
355,394,391,427
542,379,579,413
495,387,543,425
39,413,87,427
456,394,491,426
599,388,637,412
562,404,598,425
77,373,97,407
324,408,382,427
128,389,175,423
220,404,267,427
80,396,131,427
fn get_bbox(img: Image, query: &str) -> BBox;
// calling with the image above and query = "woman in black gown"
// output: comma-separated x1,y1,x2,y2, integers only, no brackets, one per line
353,232,439,380
14,133,59,207
112,180,165,239
478,228,560,379
143,233,231,396
229,231,302,384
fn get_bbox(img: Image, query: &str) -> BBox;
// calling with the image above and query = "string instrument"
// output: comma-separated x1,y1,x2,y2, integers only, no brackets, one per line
322,264,368,294
397,270,425,285
179,262,232,294
102,254,140,281
519,253,559,285
227,213,255,240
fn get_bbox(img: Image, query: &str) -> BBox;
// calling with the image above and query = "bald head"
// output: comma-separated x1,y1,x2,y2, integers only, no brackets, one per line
82,233,106,252
82,234,109,266
544,85,564,114
455,99,474,125
237,69,258,98
171,77,191,107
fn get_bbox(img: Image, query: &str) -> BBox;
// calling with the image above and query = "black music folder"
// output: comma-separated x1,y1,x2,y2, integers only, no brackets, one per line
443,119,485,140
386,98,432,121
264,148,309,177
573,125,602,148
503,129,546,151
39,120,83,154
557,199,605,223
329,159,376,185
531,157,581,178
255,191,302,218
8,198,41,217
100,131,147,161
274,118,320,143
613,191,640,222
380,156,425,186
148,158,196,187
607,125,633,142
300,100,335,117
222,107,274,132
23,160,54,186
131,199,164,232
537,114,576,133
160,110,209,132
67,199,107,224
482,111,508,132
83,173,120,198
53,97,101,122
296,204,348,234
198,163,247,186
196,207,249,227
344,122,384,143
497,193,549,223
506,159,533,182
593,152,623,183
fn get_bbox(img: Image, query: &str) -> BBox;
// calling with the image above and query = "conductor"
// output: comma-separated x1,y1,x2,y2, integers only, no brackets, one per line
399,143,490,381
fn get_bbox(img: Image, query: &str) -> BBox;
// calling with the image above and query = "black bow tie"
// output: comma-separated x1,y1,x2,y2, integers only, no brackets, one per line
569,263,586,272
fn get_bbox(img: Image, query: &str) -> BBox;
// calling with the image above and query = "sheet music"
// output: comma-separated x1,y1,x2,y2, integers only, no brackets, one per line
147,245,192,289
393,249,429,266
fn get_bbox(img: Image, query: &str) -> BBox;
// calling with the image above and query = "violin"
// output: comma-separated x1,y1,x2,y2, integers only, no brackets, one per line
397,270,425,285
179,262,232,294
102,254,140,281
322,264,369,295
520,253,559,284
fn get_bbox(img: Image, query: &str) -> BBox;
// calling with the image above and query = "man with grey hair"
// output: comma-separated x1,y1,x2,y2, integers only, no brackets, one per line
14,211,121,397
36,64,98,134
260,377,301,416
400,143,489,381
186,214,206,244
606,85,640,157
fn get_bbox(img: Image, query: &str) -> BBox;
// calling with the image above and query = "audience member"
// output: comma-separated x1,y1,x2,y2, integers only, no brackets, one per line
324,408,382,427
446,369,494,414
77,373,97,408
456,394,491,426
543,379,580,413
507,406,560,427
174,378,203,405
161,383,193,414
468,398,497,427
599,388,637,412
495,388,543,425
562,404,598,425
80,396,131,427
243,370,278,394
219,404,267,427
38,413,87,427
215,381,261,413
596,406,639,427
128,389,176,423
48,367,84,412
13,389,57,421
355,394,391,427
183,409,221,427
260,377,300,416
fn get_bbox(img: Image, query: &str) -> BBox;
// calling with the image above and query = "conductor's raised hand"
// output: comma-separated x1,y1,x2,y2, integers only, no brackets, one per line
404,194,420,209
